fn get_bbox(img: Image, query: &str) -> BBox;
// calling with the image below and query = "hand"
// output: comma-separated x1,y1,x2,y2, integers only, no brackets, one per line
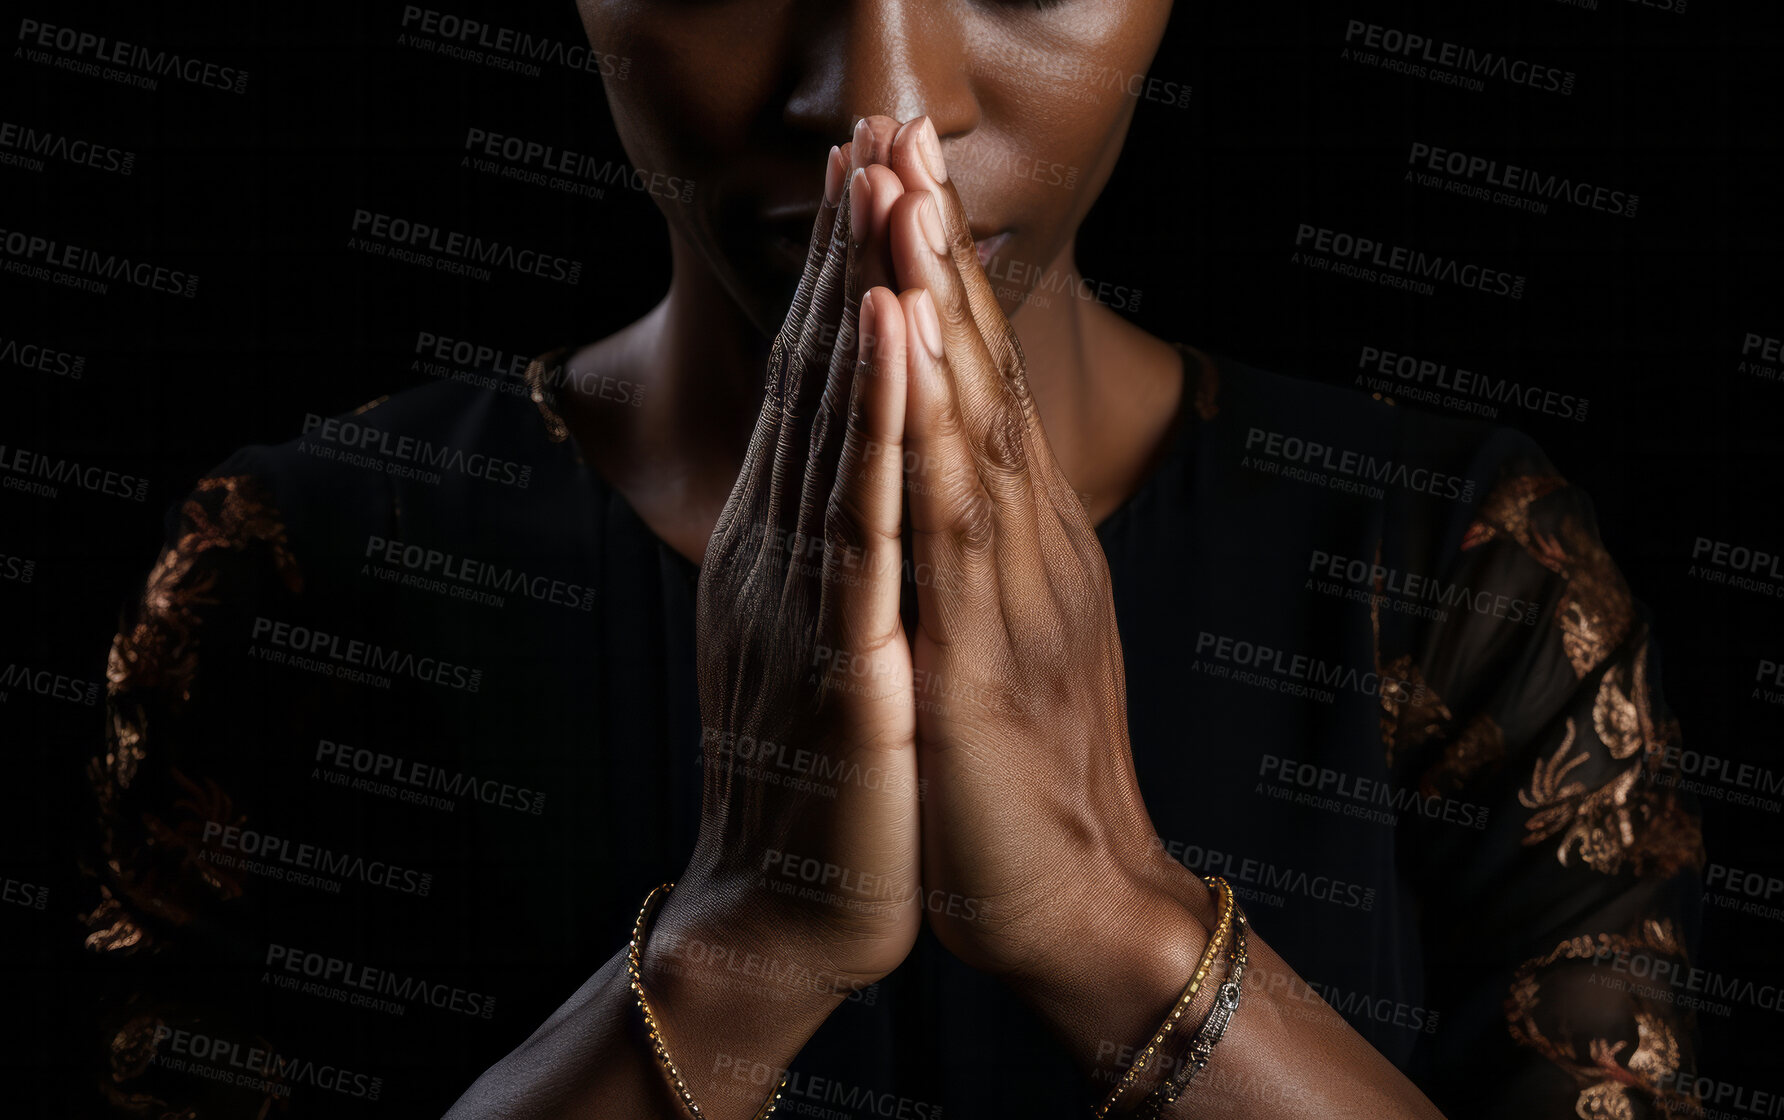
879,118,1210,991
654,119,925,1001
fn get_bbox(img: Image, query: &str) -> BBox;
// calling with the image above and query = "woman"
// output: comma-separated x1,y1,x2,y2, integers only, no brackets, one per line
82,3,1704,1118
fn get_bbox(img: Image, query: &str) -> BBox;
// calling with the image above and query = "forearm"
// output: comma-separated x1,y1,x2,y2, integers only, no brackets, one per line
1015,861,1446,1120
445,896,845,1120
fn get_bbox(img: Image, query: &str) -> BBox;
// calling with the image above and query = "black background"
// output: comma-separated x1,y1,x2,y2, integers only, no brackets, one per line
4,0,1781,1113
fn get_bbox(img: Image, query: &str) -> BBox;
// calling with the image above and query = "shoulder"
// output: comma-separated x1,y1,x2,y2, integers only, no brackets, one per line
185,363,587,563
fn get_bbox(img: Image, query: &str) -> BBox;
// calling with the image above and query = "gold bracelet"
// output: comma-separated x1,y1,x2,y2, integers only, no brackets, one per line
1093,875,1235,1119
628,882,787,1120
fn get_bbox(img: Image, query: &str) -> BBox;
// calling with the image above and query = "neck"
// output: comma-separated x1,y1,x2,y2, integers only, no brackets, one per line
589,228,1179,534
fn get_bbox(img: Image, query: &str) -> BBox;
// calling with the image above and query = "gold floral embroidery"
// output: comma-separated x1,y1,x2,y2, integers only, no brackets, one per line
524,347,574,444
1518,715,1703,878
1506,923,1702,1120
102,476,300,764
1377,655,1452,767
1626,1011,1681,1085
1459,472,1642,677
1576,1080,1635,1120
82,475,298,957
1594,649,1652,761
1461,474,1567,552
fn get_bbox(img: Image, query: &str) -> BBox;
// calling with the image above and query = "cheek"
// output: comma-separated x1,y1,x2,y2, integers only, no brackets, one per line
962,5,1166,215
581,3,787,179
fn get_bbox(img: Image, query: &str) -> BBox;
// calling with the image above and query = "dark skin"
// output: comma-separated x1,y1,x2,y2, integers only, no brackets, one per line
553,0,1185,563
446,3,1447,1118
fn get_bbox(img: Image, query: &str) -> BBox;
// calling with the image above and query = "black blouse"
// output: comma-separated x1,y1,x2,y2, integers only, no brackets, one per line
79,345,1705,1119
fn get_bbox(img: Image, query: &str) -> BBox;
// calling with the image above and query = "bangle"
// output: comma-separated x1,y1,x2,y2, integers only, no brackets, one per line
628,881,787,1120
1134,902,1250,1118
1093,875,1235,1119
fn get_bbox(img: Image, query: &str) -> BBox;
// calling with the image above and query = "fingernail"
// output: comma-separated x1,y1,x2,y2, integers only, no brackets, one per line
916,117,948,184
824,145,843,206
852,118,873,170
858,290,878,361
849,168,870,244
914,290,944,360
919,194,948,256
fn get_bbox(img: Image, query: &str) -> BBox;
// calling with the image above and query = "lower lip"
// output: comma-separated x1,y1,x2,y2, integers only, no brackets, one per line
974,232,1011,269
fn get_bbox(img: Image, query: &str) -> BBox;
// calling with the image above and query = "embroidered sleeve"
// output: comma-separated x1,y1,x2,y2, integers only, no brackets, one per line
1381,453,1706,1120
80,472,304,1117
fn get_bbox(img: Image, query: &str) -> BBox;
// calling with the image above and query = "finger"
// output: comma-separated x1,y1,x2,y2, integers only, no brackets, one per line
886,117,1015,377
794,164,909,559
888,117,1066,488
766,143,849,410
765,158,856,547
715,143,848,561
899,287,1001,650
849,163,905,305
850,114,902,173
887,189,1045,577
815,288,909,655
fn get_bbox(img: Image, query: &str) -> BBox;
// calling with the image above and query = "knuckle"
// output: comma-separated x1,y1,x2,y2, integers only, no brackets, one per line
947,486,996,561
948,230,980,272
822,495,867,557
977,401,1028,477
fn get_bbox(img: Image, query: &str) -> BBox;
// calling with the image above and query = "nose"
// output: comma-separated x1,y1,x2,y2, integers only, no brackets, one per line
782,0,980,145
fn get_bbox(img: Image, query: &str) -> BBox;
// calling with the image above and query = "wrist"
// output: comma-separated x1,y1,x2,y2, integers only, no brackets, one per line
1005,857,1223,1096
634,883,846,1120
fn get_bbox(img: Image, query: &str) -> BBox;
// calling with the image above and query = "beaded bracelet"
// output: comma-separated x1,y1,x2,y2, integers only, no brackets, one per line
1093,875,1235,1119
628,882,787,1120
1133,901,1250,1119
